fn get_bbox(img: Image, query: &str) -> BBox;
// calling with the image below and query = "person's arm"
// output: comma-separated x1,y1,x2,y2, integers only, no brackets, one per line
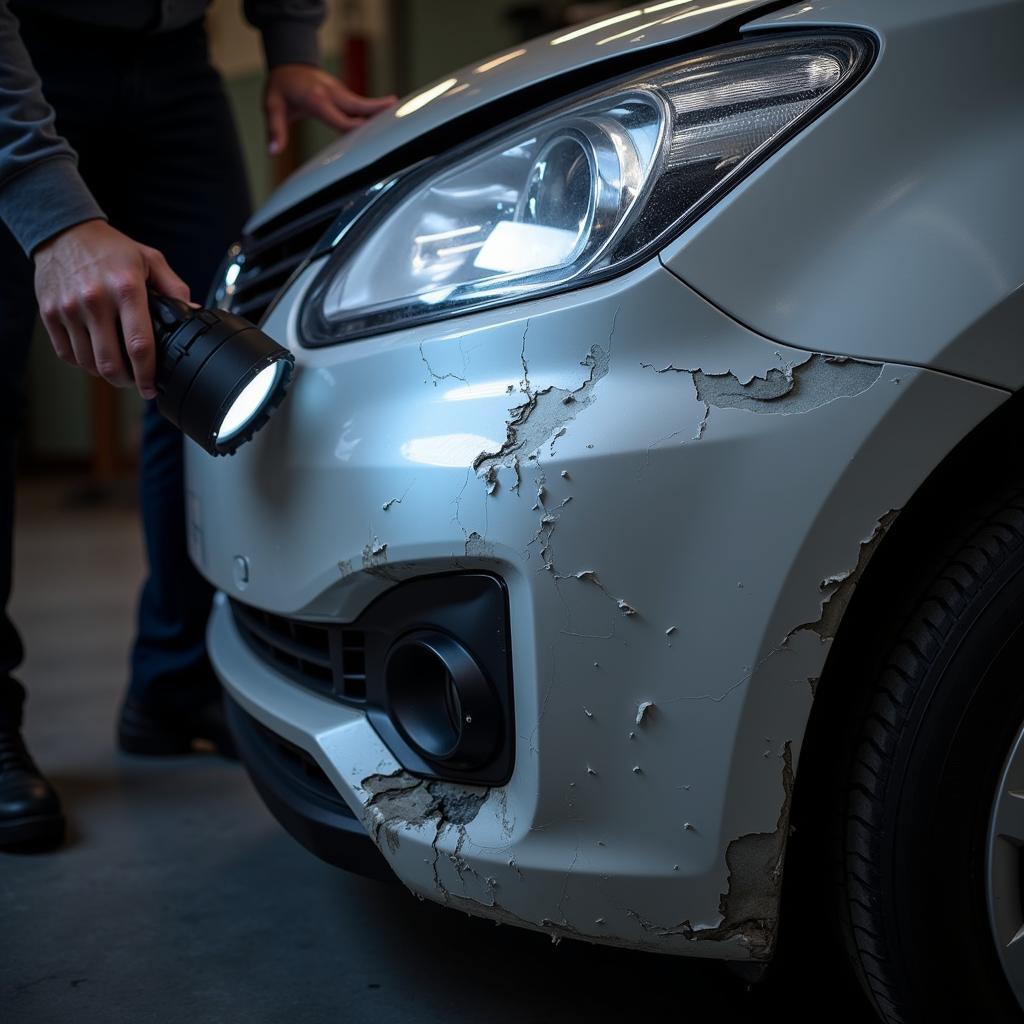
0,0,104,254
0,0,188,398
244,0,395,155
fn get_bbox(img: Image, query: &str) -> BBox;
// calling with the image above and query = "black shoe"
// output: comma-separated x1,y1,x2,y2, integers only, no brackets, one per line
0,728,65,850
117,696,238,759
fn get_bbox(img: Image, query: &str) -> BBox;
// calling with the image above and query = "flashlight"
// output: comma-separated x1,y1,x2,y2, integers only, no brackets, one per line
148,292,295,456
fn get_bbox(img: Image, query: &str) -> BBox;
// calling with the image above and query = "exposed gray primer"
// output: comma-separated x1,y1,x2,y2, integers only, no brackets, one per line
464,531,494,559
641,353,884,425
473,321,613,482
360,769,488,874
625,743,794,960
791,509,900,641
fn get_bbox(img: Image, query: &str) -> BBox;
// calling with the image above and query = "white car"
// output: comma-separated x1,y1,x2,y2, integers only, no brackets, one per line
188,2,1024,1021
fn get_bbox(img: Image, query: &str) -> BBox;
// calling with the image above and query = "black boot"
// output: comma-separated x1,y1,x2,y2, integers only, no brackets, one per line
0,728,65,850
117,696,237,759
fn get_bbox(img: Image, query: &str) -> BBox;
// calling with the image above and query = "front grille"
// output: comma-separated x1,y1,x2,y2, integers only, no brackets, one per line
229,194,349,324
230,600,367,703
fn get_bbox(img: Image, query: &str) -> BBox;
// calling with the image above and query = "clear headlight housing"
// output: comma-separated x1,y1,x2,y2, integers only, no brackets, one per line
301,34,870,345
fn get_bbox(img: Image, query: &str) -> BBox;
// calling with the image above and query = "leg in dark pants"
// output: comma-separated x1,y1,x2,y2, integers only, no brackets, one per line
0,219,66,846
0,229,39,731
14,15,251,739
2,14,250,844
107,32,252,727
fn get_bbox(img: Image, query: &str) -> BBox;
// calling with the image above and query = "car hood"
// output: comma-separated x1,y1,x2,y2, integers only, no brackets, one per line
248,0,778,231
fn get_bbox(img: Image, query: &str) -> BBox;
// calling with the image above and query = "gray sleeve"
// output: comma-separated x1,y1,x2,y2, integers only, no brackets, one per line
243,0,325,69
0,0,105,255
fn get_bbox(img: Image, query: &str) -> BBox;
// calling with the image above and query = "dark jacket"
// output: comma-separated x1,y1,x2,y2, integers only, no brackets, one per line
0,0,324,254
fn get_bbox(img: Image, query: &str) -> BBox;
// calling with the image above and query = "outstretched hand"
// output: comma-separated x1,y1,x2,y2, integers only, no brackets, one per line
33,219,190,399
264,64,395,155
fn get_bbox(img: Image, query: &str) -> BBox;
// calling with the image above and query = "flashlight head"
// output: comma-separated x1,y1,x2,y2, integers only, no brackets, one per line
149,294,295,456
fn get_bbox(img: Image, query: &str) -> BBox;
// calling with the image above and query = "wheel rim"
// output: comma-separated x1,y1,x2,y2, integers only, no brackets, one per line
987,717,1024,1008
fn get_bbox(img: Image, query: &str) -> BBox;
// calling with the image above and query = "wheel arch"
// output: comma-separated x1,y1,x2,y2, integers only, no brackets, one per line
781,381,1024,954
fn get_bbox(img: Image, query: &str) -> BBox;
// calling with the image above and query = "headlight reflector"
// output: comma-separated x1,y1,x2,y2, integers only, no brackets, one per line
302,34,870,345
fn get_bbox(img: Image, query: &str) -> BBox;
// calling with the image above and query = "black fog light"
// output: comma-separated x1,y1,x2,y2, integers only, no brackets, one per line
384,631,501,769
149,293,295,456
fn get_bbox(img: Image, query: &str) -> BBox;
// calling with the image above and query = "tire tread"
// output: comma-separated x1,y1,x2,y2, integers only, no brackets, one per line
838,486,1024,1024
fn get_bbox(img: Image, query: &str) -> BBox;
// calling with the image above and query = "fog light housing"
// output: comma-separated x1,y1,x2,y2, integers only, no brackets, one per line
384,631,501,770
150,293,295,456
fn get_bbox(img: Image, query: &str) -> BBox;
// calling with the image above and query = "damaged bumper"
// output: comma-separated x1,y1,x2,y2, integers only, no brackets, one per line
188,256,1006,959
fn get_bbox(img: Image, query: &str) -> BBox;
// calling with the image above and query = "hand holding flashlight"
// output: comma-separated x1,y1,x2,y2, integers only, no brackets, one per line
33,218,189,399
33,220,293,455
147,292,294,456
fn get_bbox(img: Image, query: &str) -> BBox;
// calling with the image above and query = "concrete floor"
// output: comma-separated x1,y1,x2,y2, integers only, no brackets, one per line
1,478,876,1024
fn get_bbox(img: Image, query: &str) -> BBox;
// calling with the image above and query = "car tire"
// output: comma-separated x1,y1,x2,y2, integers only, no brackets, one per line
837,484,1024,1023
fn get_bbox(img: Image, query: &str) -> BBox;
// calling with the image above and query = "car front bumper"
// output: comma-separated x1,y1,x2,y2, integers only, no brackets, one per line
188,254,1006,959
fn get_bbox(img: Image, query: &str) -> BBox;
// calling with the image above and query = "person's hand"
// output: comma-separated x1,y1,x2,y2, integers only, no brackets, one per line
33,219,190,399
264,64,395,155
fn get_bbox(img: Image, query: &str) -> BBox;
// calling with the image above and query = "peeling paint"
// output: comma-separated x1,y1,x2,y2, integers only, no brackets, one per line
625,743,794,960
473,341,611,482
635,701,655,727
381,486,413,512
792,509,900,640
693,356,882,415
694,742,793,957
361,538,396,580
464,531,494,559
360,769,489,870
360,536,405,582
642,353,884,435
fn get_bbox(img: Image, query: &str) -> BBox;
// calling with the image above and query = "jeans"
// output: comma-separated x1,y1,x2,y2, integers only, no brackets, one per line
0,11,252,728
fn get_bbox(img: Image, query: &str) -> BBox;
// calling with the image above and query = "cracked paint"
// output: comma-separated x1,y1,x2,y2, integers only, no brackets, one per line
360,769,489,872
642,353,884,434
626,744,794,960
473,336,611,483
360,538,395,579
791,509,900,640
419,340,467,386
464,531,494,559
189,235,1012,972
693,356,882,415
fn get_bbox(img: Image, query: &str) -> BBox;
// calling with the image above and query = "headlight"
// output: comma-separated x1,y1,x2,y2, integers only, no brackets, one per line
301,33,871,345
208,241,244,310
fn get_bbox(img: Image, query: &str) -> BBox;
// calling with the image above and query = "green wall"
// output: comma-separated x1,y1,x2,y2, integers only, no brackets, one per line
404,0,522,90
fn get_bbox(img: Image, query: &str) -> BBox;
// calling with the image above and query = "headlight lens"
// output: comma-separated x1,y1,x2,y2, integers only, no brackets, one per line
301,34,870,345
